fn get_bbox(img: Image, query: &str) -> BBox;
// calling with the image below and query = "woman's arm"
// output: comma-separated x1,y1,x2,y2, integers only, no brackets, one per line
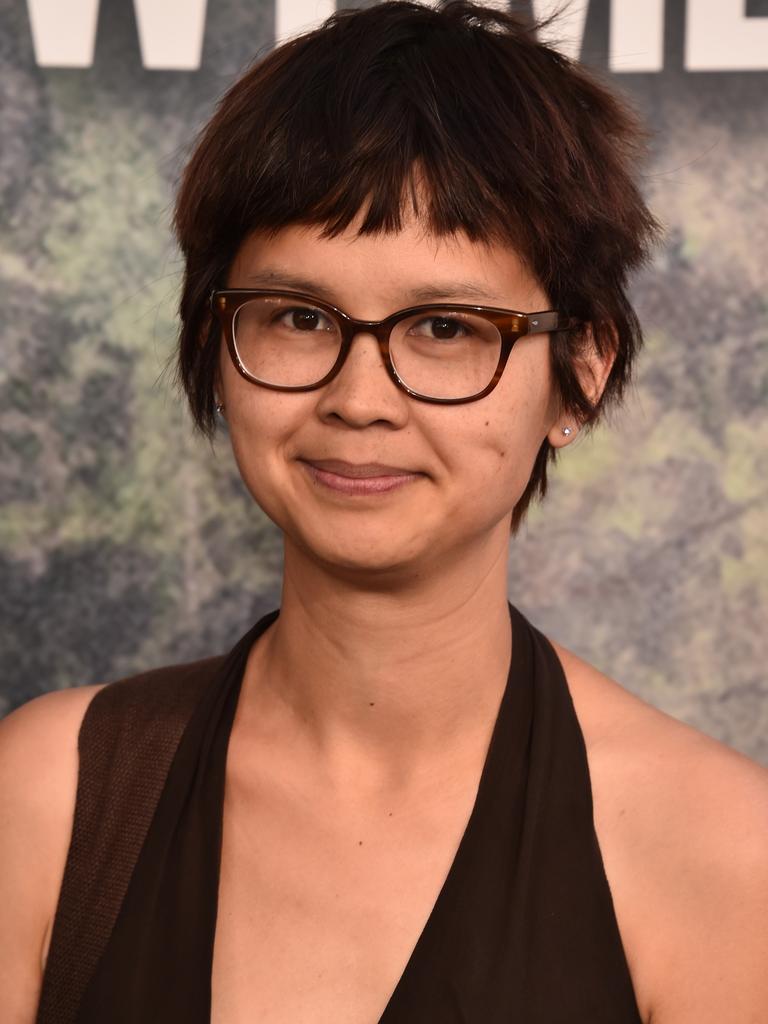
653,795,768,1021
617,731,768,1024
0,685,102,1023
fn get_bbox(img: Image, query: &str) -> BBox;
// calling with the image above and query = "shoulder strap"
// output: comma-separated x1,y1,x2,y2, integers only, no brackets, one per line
35,655,224,1024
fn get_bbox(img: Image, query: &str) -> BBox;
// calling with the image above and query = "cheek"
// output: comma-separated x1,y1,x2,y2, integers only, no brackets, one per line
425,422,525,534
451,386,549,506
223,388,304,513
477,427,537,497
221,344,297,454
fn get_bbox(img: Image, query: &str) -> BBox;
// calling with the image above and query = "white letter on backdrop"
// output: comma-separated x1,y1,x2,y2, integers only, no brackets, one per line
275,0,335,47
27,0,100,66
133,0,207,70
26,0,208,68
686,0,768,71
530,0,589,61
609,0,664,72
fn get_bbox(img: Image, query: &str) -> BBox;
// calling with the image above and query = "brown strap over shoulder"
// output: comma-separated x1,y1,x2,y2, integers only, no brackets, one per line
35,656,224,1024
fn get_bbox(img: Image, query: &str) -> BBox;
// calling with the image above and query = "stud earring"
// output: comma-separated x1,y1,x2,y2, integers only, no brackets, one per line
562,426,573,436
215,401,225,414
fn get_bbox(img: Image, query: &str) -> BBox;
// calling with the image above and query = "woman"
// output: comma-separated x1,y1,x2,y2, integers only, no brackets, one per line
2,2,767,1021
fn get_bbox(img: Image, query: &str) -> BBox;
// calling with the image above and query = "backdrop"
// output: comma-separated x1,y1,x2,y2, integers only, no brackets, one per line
1,0,766,764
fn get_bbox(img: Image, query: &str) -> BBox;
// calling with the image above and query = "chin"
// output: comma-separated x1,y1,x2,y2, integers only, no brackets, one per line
291,525,431,580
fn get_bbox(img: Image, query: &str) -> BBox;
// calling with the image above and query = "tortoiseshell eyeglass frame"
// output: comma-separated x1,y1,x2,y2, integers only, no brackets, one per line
210,288,583,406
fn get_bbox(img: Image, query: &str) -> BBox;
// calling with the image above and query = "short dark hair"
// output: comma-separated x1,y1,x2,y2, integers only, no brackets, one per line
173,0,662,533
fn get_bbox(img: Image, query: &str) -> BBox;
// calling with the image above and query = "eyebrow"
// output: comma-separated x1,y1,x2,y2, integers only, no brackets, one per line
240,268,503,306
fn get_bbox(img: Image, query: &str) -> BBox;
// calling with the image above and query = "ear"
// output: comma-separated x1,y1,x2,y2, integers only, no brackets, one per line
547,322,617,448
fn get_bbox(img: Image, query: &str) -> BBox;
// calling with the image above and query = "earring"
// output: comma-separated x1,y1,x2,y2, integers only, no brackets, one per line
215,401,225,414
562,426,573,436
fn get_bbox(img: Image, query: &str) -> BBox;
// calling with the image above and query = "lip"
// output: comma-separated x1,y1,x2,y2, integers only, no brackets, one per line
303,459,417,478
299,458,424,495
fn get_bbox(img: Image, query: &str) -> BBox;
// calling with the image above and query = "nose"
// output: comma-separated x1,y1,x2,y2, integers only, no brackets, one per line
313,329,408,426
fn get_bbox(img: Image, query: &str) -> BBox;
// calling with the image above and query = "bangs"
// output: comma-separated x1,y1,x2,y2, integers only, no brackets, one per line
177,2,589,282
255,29,521,247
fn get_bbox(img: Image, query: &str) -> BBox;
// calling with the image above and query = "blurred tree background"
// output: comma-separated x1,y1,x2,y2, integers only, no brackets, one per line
0,0,766,763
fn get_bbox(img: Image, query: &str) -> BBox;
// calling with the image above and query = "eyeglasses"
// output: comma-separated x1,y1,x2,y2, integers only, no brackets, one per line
210,288,581,405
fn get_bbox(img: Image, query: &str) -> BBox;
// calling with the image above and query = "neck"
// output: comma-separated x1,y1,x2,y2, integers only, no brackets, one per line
239,528,515,787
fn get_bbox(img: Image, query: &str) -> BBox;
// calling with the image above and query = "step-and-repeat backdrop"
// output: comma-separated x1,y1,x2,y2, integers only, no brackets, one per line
1,0,766,763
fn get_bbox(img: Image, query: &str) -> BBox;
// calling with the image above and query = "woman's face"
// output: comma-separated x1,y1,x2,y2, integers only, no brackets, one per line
219,209,572,577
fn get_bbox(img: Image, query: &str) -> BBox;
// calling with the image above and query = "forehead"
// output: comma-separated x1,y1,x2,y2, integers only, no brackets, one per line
227,210,546,311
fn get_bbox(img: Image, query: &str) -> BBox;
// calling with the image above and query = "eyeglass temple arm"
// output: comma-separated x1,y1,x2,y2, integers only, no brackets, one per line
526,312,581,335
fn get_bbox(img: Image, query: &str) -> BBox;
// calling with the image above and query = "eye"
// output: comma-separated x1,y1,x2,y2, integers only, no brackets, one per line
274,306,335,332
410,315,472,341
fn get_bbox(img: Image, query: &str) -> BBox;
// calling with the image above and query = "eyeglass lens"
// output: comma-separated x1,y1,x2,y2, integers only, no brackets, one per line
231,294,503,400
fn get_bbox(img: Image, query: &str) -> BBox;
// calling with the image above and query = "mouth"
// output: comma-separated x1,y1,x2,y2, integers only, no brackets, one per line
302,458,419,478
298,458,425,496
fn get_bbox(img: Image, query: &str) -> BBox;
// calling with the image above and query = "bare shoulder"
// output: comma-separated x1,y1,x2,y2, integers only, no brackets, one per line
0,683,108,1019
549,638,768,1024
